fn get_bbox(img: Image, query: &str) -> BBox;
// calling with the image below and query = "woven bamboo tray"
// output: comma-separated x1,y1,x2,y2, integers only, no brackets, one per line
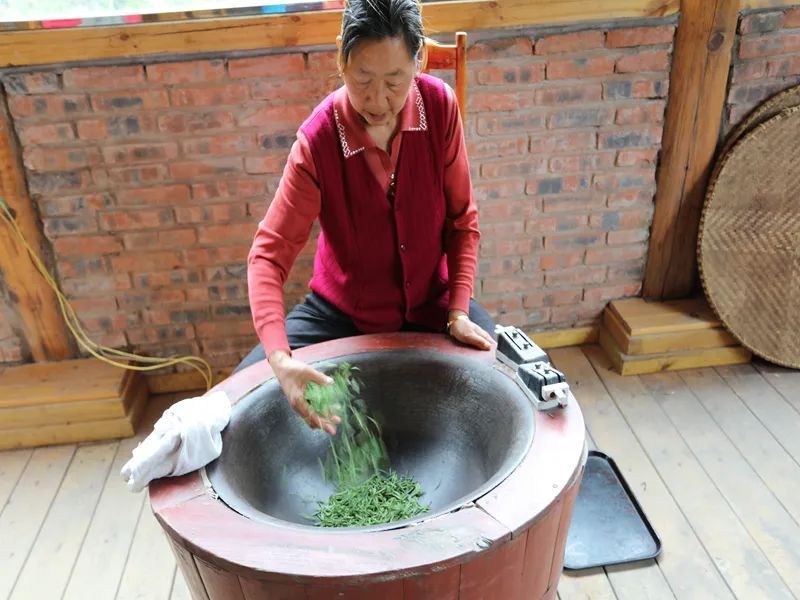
698,105,800,368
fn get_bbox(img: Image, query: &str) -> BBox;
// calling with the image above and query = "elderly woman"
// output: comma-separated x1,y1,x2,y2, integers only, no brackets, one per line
238,0,495,433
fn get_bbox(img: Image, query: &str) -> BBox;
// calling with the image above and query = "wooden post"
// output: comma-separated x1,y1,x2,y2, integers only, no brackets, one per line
0,86,74,361
643,0,741,299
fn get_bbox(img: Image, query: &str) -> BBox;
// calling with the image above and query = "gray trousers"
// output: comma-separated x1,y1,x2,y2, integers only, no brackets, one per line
234,292,496,373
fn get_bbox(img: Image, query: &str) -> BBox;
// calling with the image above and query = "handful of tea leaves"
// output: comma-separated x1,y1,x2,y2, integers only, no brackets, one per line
304,363,429,527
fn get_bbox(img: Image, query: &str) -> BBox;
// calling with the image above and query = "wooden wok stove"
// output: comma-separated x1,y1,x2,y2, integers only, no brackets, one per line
150,333,586,599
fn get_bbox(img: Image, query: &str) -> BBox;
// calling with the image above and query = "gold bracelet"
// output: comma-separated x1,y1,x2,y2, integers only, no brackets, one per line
446,314,469,332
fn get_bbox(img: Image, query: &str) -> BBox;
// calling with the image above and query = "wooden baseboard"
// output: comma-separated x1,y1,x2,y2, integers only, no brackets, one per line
146,369,232,395
530,326,598,350
0,373,148,450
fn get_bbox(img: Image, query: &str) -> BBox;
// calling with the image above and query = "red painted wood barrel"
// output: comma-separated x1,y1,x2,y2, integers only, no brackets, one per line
150,333,586,600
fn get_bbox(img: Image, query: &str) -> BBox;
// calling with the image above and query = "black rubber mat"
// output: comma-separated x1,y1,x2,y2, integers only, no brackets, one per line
564,450,661,570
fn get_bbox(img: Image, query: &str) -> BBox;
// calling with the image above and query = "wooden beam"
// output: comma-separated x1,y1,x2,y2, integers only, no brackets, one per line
0,0,679,68
0,87,73,361
643,0,740,300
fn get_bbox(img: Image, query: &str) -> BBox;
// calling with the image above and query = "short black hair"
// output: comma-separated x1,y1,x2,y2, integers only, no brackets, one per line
339,0,424,66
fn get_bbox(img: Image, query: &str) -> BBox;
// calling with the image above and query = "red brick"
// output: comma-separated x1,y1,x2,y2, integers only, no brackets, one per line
544,266,606,286
616,148,659,167
479,237,541,257
102,142,178,165
8,94,90,119
52,235,122,256
543,289,584,307
197,223,262,245
534,83,602,105
585,244,647,264
731,60,768,83
244,155,286,174
468,37,533,60
477,113,544,136
767,56,800,78
111,251,183,272
583,282,641,304
24,146,102,171
132,269,202,289
42,216,98,237
146,60,225,84
480,221,526,238
480,157,547,179
530,130,596,154
739,11,785,35
249,77,326,100
599,126,662,149
170,84,248,107
482,276,543,294
474,64,545,85
174,203,248,224
607,189,655,208
616,49,670,74
18,123,74,145
603,78,669,100
158,110,236,134
594,170,656,192
181,133,256,156
169,157,243,179
192,179,266,200
28,170,93,195
547,107,614,129
63,65,144,90
107,164,169,186
122,229,197,250
467,91,526,112
615,102,665,125
184,246,250,265
606,26,674,48
539,252,584,271
608,228,649,245
39,193,113,217
195,320,254,338
91,90,169,112
548,152,616,173
76,114,158,140
541,194,604,213
535,31,604,55
740,32,800,59
547,56,615,80
127,325,195,345
228,54,305,78
307,51,339,73
1,72,60,94
787,8,800,28
467,136,528,159
67,296,119,315
472,179,526,202
544,231,605,250
478,258,523,277
238,104,311,129
116,184,190,207
526,175,591,197
99,209,174,231
58,255,109,279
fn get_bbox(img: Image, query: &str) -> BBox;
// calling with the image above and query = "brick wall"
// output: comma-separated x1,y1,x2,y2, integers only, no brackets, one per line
0,20,676,370
727,7,800,132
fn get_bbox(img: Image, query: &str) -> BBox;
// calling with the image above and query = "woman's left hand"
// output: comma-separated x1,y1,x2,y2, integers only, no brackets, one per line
448,314,495,351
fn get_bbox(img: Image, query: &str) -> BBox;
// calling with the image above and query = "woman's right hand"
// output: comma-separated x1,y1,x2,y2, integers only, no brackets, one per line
268,350,341,435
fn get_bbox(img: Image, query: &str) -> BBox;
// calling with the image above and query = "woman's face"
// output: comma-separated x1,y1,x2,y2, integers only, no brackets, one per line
341,36,418,127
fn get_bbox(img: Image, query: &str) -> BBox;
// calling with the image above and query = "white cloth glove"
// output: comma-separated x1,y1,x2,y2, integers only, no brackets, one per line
120,390,231,492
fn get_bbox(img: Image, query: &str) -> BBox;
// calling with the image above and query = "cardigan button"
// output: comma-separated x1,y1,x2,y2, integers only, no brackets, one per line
400,243,406,252
405,280,410,288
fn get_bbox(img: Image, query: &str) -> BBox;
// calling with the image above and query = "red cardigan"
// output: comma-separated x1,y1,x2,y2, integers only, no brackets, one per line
247,74,479,354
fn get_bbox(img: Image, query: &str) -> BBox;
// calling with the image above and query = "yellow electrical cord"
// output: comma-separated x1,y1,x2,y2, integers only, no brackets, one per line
0,195,213,391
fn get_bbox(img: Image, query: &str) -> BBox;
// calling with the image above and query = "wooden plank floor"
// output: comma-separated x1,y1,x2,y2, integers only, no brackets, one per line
1,347,799,599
